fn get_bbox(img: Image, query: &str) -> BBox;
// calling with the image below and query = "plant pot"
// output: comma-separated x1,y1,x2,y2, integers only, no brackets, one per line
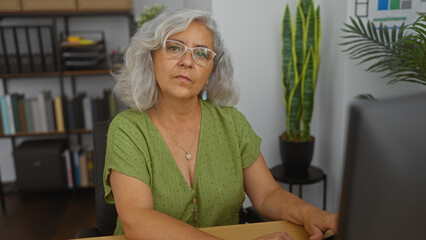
279,135,315,173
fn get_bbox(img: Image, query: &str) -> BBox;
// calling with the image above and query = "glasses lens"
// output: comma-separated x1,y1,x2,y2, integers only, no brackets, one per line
164,40,216,66
165,41,185,58
192,48,213,65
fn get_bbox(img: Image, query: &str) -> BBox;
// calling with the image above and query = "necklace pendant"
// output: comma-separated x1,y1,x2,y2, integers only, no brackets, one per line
186,153,192,160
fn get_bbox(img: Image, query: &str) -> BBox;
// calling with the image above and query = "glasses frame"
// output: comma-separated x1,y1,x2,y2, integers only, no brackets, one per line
163,40,217,66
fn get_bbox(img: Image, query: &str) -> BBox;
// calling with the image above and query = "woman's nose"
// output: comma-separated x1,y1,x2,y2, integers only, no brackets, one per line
178,50,194,68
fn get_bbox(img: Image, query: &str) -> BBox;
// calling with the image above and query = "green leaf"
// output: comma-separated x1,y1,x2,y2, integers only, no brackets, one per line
295,4,305,75
301,48,314,140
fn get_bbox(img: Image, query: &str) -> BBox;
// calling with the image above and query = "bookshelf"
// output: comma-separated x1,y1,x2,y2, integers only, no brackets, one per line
0,8,133,195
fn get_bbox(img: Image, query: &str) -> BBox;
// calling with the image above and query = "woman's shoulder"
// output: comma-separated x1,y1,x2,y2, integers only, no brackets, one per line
202,101,246,121
109,109,150,130
202,100,241,115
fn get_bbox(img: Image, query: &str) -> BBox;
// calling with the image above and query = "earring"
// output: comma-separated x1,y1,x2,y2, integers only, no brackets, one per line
202,86,207,100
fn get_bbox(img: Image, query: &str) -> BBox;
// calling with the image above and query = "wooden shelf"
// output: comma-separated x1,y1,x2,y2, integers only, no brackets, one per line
0,10,131,17
63,69,111,76
0,69,111,79
0,129,92,138
69,129,92,134
0,72,60,79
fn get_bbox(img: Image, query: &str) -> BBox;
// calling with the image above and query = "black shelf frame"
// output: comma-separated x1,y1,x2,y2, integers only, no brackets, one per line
0,11,133,210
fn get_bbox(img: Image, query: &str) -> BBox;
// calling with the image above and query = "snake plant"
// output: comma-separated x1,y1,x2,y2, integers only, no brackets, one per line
281,0,321,141
340,13,426,85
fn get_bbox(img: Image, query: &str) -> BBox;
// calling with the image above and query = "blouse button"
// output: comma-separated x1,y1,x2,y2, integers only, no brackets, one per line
194,216,198,222
193,207,198,213
192,197,197,203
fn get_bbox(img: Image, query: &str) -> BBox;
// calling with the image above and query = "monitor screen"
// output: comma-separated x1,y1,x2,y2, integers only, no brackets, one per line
337,92,426,240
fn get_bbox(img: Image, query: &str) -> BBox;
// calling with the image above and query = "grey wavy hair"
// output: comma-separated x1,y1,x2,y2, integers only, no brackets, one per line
113,8,238,112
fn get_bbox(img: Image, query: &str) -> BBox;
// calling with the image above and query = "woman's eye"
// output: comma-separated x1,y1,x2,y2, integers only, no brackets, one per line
168,46,182,52
195,49,209,59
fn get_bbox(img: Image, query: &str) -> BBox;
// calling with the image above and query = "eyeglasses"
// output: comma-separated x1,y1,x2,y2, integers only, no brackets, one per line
163,40,217,66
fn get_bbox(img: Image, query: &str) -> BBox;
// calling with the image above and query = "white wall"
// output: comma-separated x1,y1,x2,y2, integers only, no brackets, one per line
212,0,425,212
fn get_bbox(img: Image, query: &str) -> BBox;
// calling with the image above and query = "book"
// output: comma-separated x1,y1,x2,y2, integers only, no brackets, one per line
53,96,65,132
103,89,111,120
0,96,11,135
45,98,55,132
108,92,118,118
17,98,27,133
5,95,16,134
31,99,42,132
10,93,23,133
0,105,3,135
72,148,81,187
66,98,75,130
82,97,93,130
74,93,85,130
79,151,89,187
91,98,98,123
64,149,74,189
24,99,35,133
86,149,94,187
37,91,49,132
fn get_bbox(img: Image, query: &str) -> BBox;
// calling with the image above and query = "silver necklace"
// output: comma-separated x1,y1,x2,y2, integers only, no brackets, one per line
156,110,200,160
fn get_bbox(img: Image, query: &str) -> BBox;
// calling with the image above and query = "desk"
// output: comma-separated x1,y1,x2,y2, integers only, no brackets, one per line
270,165,327,210
74,220,333,240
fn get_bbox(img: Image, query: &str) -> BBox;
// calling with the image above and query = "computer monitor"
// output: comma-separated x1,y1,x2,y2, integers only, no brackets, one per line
337,92,426,240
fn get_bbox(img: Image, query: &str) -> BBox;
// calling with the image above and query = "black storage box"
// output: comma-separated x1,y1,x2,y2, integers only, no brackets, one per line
13,139,67,191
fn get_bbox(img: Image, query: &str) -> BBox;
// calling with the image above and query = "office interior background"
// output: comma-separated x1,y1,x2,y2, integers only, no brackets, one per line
0,0,425,215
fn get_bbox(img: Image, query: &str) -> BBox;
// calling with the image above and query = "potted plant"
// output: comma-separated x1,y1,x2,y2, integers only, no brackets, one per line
136,4,165,29
340,13,426,85
280,0,321,173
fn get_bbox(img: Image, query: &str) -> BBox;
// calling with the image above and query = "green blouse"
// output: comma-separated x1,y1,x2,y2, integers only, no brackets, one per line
104,100,261,235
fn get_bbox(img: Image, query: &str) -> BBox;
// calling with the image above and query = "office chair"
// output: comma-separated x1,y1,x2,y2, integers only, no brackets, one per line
75,119,267,238
75,120,117,238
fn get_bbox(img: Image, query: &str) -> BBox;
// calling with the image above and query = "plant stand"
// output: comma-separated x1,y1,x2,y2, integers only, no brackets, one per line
270,165,327,210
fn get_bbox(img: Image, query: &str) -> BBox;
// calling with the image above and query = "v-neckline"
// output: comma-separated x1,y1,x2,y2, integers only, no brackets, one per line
147,101,204,191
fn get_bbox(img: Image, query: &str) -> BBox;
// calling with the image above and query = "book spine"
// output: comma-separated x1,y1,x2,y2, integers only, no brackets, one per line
79,151,89,187
6,95,16,134
67,99,75,130
0,107,3,135
31,99,41,132
83,97,93,130
37,92,48,132
45,99,55,132
11,94,21,133
24,99,34,133
72,149,81,187
54,96,65,132
108,92,118,118
86,149,94,187
17,98,27,133
0,97,11,135
64,149,74,189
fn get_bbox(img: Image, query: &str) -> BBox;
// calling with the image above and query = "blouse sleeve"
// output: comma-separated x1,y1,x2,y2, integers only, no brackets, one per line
232,108,262,168
103,113,152,204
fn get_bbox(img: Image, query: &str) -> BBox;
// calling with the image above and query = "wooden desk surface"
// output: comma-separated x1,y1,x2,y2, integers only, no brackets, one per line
74,220,317,240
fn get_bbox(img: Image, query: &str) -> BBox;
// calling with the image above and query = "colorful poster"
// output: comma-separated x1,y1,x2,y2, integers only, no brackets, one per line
354,0,426,28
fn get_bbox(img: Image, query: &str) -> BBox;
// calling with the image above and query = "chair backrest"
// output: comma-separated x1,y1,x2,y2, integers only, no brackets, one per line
93,120,117,236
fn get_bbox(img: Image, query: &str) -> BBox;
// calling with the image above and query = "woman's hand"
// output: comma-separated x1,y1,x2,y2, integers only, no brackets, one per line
302,207,338,240
254,231,294,240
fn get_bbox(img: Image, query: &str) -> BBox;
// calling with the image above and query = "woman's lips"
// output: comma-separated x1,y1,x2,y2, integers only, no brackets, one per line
175,75,191,82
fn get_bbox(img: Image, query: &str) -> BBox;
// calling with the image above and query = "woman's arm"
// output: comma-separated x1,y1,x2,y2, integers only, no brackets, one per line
110,170,220,240
243,154,338,240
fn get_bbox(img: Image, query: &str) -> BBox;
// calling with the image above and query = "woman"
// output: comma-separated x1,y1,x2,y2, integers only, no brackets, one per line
105,8,337,240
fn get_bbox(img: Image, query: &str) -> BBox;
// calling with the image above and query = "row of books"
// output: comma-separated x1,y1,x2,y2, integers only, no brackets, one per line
64,147,95,188
0,89,118,136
